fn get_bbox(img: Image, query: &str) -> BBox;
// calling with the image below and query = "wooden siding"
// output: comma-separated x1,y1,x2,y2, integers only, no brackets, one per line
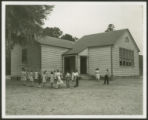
41,45,69,72
11,42,41,76
88,46,111,76
112,31,139,76
11,44,22,76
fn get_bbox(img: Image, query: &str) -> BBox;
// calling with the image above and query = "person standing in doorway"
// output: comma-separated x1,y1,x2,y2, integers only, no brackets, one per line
104,69,110,85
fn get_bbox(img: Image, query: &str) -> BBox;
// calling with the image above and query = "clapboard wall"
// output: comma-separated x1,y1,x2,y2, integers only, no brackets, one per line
41,45,69,72
112,31,139,76
88,46,111,76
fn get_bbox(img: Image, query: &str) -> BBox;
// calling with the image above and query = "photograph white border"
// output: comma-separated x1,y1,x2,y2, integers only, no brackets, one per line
2,1,147,119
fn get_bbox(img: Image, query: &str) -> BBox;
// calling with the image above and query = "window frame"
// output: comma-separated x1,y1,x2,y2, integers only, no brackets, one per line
119,47,134,67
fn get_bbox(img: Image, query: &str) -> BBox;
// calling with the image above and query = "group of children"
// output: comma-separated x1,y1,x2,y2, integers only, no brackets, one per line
21,68,80,88
95,68,110,85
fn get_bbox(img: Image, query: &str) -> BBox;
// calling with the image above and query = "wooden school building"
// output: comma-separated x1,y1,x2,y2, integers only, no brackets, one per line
11,29,140,77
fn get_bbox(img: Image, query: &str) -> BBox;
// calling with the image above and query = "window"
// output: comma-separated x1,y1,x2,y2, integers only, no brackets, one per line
22,49,27,64
119,48,134,66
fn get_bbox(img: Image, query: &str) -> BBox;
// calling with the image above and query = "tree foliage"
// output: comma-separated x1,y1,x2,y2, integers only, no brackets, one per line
6,5,54,75
42,27,63,38
6,5,54,46
61,34,77,42
105,24,115,32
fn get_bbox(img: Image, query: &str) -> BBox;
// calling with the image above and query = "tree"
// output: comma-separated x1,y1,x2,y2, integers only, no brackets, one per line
42,27,63,38
6,5,54,46
105,24,115,32
6,5,54,75
61,34,77,42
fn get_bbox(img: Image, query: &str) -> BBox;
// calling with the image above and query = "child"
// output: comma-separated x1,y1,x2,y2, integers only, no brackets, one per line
54,70,57,84
104,69,110,85
95,68,100,81
26,68,29,81
38,71,42,87
34,71,39,83
21,68,27,86
56,70,64,88
71,71,74,81
42,70,47,87
29,70,34,87
65,72,71,88
50,71,54,88
74,70,79,87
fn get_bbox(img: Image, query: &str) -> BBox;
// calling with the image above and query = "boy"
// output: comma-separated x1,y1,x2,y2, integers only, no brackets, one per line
38,71,42,87
104,69,110,85
21,68,27,86
74,70,79,87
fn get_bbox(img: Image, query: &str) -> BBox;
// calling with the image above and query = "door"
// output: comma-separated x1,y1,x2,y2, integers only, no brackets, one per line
64,56,75,73
80,56,87,74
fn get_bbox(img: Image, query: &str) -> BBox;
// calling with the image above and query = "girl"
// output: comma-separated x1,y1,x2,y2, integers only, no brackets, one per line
21,68,27,86
95,68,100,81
50,71,54,88
29,70,34,87
65,72,71,88
71,71,74,81
54,70,57,84
42,70,47,87
34,71,39,83
56,70,64,88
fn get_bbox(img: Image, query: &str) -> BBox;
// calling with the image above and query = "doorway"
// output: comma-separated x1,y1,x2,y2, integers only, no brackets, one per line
64,56,75,73
80,56,87,74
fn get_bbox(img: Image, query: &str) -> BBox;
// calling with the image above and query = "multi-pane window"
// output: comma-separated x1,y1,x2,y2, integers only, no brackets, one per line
22,49,27,64
119,48,134,66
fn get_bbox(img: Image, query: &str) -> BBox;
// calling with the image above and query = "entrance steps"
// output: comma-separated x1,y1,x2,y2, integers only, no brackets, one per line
80,74,94,80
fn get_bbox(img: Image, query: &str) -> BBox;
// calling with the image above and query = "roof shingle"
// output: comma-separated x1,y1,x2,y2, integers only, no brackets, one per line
64,29,139,55
36,36,74,49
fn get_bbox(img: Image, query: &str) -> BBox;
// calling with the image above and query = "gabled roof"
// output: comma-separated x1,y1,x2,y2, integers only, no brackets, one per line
63,29,140,55
36,36,74,49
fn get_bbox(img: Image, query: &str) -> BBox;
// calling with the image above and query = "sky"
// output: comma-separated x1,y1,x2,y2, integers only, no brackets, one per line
43,3,145,55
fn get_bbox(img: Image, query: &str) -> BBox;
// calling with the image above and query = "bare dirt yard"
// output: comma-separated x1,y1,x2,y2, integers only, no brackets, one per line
6,77,143,115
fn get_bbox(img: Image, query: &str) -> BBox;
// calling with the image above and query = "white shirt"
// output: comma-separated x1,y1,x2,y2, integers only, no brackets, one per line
34,72,38,79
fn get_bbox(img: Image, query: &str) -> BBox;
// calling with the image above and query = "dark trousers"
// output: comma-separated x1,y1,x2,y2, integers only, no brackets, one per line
75,77,79,87
104,75,109,85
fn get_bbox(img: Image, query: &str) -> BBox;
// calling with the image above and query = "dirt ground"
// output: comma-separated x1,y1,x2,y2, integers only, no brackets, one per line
6,78,143,115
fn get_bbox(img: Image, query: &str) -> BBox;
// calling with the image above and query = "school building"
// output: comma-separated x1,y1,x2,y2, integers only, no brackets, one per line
11,29,140,78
